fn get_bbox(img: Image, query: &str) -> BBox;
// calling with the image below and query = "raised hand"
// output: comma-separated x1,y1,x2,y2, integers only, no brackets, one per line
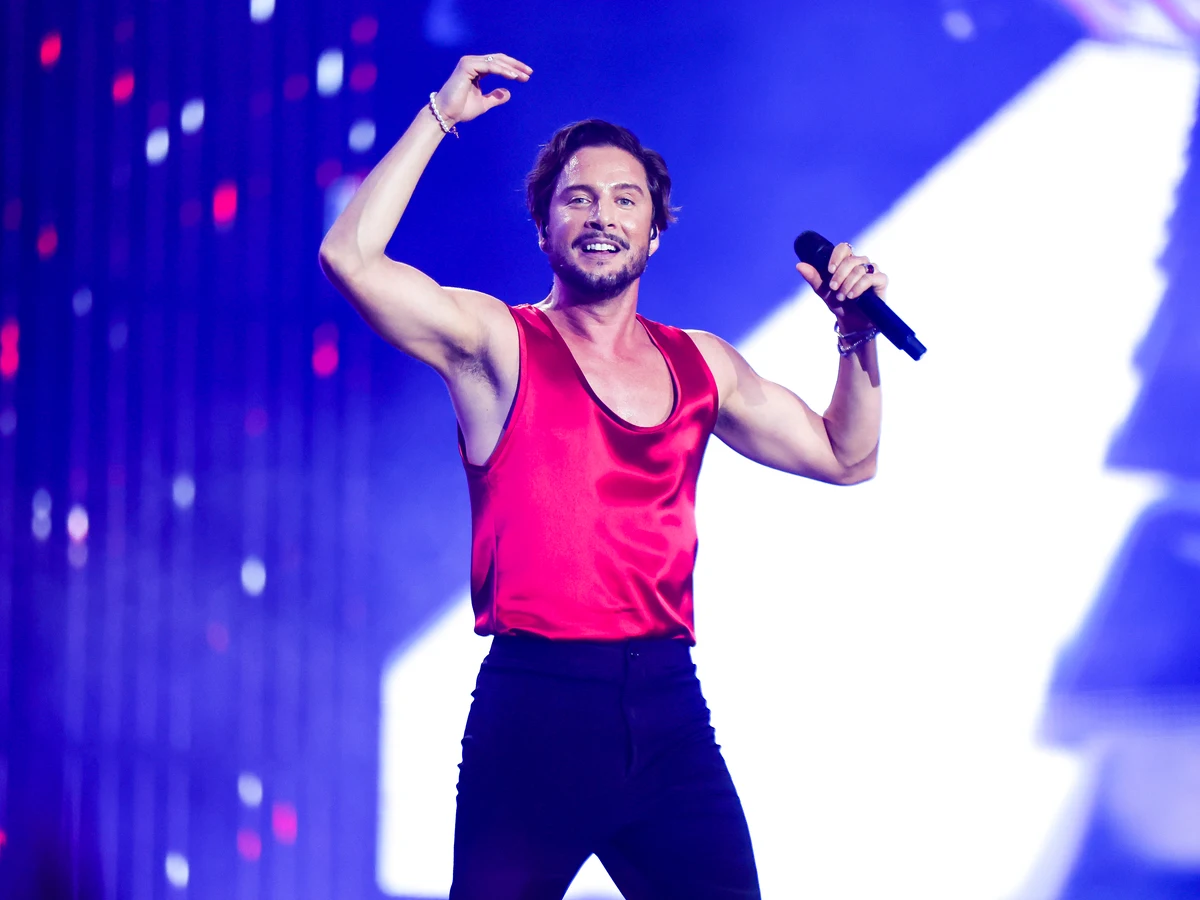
796,241,888,330
432,54,533,126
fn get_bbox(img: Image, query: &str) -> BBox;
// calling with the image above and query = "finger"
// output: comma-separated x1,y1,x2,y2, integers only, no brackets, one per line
828,255,868,295
795,262,829,295
847,270,888,301
827,242,854,276
468,55,529,82
482,87,511,109
489,52,533,74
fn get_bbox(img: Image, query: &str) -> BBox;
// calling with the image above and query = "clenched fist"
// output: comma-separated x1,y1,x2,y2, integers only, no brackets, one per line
432,53,533,126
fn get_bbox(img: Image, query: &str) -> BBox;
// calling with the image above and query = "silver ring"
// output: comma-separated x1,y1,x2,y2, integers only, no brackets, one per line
486,55,494,61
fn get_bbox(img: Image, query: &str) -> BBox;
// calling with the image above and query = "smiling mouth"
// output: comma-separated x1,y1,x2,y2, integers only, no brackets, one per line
578,239,623,255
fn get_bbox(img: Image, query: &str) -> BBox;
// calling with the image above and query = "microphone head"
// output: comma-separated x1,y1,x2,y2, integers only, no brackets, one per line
793,230,835,271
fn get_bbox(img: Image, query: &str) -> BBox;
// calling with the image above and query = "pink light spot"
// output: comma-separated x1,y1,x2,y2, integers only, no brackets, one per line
349,62,376,92
41,33,62,68
312,344,338,378
271,803,297,844
213,182,238,226
113,71,135,104
1,320,18,380
350,15,378,43
237,829,262,861
37,225,58,259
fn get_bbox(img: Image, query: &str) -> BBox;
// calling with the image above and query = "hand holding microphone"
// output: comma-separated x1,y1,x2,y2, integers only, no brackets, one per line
794,230,926,360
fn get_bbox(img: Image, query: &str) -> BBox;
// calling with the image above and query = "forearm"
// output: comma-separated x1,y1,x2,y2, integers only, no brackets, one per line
320,106,447,267
822,337,882,471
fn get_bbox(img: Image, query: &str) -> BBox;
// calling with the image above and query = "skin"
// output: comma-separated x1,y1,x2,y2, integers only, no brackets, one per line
319,53,884,483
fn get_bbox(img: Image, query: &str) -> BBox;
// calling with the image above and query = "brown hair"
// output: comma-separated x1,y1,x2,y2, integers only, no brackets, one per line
525,119,678,236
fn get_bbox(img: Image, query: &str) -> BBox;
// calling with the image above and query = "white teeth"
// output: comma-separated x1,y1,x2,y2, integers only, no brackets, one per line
583,243,618,252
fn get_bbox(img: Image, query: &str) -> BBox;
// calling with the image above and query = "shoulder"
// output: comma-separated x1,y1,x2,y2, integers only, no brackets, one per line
683,329,744,406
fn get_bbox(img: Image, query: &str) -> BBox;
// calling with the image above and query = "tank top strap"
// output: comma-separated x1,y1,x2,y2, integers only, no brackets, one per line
638,316,719,431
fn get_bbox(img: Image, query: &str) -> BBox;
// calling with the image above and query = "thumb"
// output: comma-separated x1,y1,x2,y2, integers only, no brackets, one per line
796,262,827,294
482,87,511,109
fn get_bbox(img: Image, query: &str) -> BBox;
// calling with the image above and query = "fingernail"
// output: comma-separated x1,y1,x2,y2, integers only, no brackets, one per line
830,280,839,291
836,292,844,302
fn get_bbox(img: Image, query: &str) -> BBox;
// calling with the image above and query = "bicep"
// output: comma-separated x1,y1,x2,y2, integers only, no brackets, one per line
688,330,846,483
319,252,506,376
715,372,847,483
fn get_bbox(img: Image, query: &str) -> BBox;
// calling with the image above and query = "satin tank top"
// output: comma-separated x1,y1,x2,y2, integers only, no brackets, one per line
459,304,719,644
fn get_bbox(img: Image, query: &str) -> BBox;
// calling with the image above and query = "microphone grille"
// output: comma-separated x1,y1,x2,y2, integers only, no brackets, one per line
793,230,834,268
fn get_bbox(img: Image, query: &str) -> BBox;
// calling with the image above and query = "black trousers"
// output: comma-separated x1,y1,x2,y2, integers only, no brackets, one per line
450,634,761,900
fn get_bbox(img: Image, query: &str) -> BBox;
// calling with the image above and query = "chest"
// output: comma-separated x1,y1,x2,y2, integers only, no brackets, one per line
559,334,676,428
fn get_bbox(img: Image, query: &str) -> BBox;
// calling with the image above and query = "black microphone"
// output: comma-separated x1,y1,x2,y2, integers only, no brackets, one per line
793,230,926,360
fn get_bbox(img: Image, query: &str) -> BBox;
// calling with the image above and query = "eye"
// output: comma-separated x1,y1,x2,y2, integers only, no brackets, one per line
616,197,634,206
568,196,590,204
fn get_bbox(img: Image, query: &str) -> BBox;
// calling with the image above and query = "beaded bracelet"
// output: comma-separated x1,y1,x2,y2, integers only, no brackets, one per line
834,322,879,357
428,92,459,138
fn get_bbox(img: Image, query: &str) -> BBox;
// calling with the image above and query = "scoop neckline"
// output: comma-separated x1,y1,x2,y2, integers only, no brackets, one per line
531,306,681,433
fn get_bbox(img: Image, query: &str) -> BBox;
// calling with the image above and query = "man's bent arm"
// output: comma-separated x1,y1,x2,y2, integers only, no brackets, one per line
318,54,531,376
690,331,880,485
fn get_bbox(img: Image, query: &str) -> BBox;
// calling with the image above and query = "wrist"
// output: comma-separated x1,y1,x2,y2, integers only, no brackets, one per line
427,92,459,138
835,311,873,333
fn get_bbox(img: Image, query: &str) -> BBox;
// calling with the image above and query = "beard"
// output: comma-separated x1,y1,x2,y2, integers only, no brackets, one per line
547,239,650,300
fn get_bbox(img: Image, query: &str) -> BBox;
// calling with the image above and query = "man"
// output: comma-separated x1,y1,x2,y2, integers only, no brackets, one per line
320,53,887,900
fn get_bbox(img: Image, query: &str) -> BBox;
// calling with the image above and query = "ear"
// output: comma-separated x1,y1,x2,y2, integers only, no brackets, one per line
648,223,661,257
536,222,548,252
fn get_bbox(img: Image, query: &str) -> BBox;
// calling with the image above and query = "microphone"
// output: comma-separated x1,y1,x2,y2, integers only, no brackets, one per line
793,230,926,360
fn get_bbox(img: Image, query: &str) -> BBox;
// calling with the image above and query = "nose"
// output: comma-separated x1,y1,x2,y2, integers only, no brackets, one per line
586,196,620,231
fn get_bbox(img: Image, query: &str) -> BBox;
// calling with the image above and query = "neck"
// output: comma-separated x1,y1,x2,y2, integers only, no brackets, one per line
539,277,643,350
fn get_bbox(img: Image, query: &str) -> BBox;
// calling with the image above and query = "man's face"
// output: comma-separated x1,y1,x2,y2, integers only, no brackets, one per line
542,145,660,299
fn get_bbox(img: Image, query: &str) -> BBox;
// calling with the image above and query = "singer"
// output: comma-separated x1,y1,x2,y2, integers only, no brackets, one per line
319,53,888,900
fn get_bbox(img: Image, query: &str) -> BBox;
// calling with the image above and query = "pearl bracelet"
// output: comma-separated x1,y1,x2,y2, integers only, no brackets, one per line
428,92,459,138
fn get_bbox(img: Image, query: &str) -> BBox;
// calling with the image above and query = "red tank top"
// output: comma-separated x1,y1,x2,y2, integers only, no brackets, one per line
458,304,719,644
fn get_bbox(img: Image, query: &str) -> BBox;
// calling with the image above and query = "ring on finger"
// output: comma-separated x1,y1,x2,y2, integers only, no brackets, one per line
862,262,875,274
486,55,494,61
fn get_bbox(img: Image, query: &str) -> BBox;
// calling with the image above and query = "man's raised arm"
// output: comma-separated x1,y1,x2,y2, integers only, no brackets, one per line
317,54,532,377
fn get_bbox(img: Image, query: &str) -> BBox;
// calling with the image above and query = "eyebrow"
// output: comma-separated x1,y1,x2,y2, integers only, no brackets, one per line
559,182,646,196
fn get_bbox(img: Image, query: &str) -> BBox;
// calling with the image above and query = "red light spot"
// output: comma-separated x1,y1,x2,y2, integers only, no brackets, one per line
244,407,268,437
0,322,17,382
41,33,62,68
271,803,297,844
180,199,202,228
113,71,135,104
206,621,230,653
350,16,378,43
0,827,7,854
37,225,58,259
283,74,308,101
349,62,377,93
3,198,20,231
312,344,338,378
213,182,238,226
315,159,341,189
236,829,262,861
